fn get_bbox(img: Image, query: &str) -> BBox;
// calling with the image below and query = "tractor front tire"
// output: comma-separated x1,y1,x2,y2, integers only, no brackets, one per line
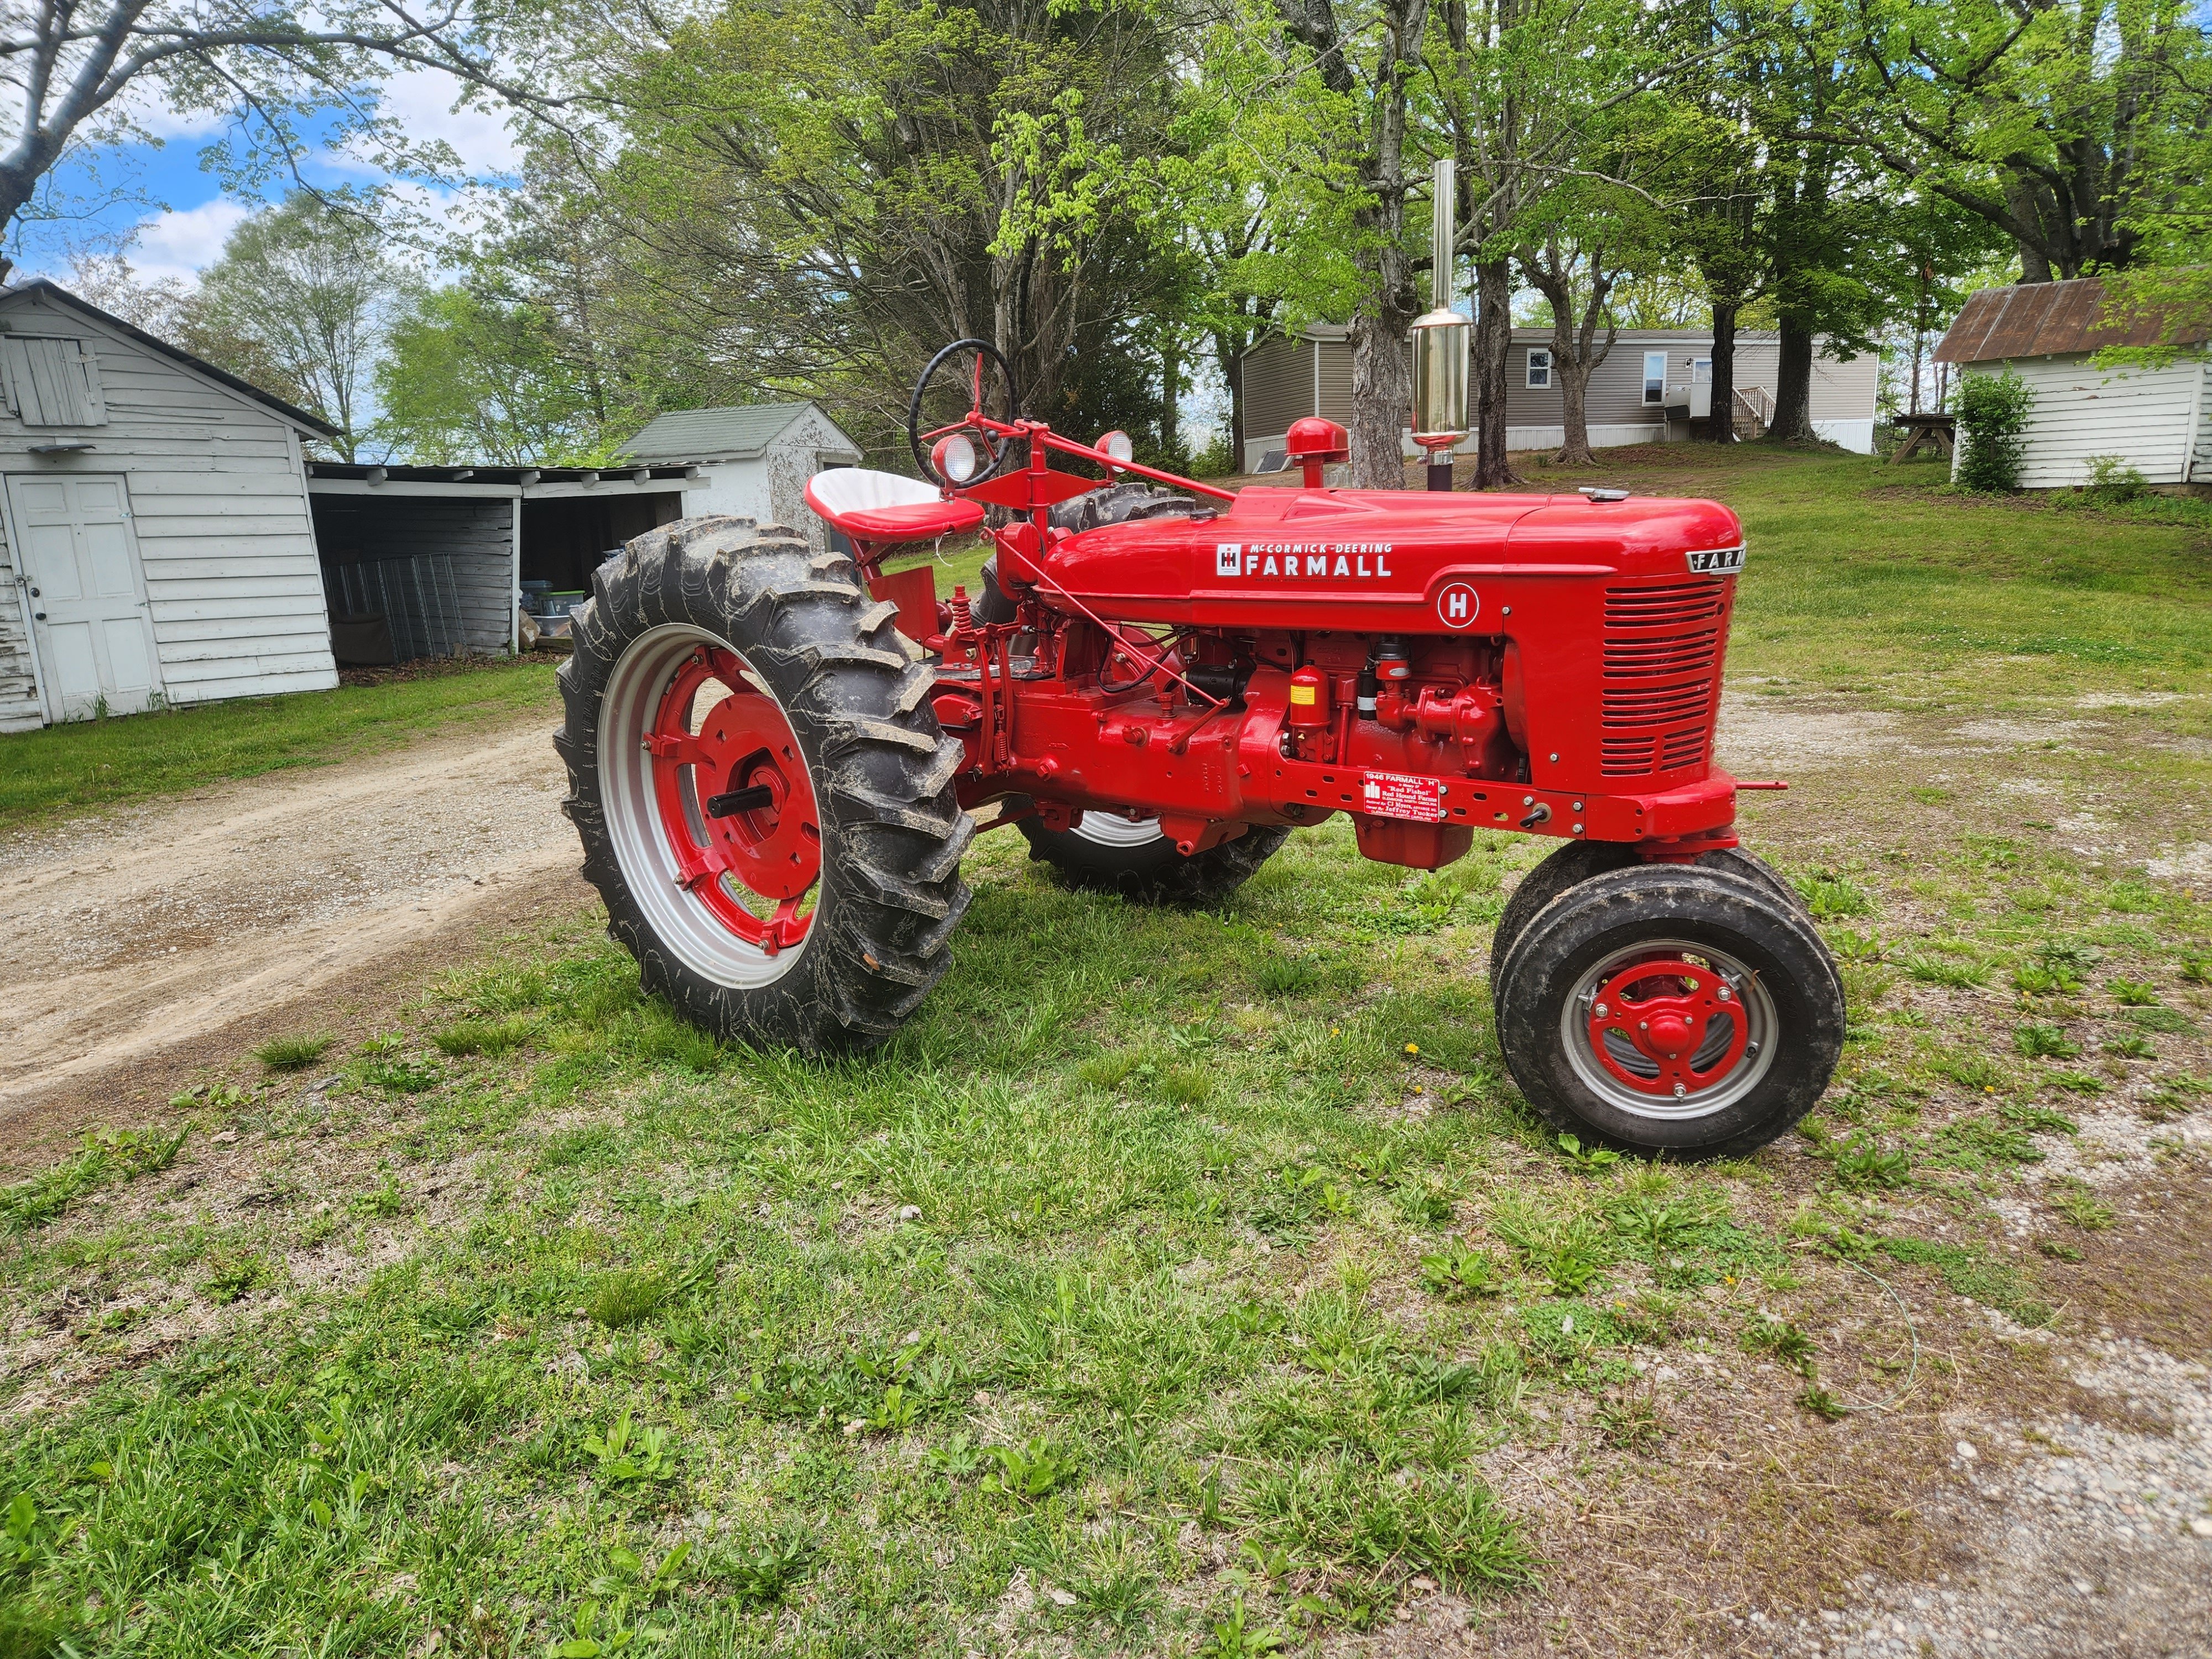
1019,814,1290,905
1491,841,1807,996
1491,864,1844,1159
556,515,973,1052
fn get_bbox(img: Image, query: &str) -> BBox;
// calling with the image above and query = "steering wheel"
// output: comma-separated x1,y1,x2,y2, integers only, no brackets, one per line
908,338,1020,488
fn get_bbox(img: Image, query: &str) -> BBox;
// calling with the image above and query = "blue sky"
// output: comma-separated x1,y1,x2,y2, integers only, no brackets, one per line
15,69,523,288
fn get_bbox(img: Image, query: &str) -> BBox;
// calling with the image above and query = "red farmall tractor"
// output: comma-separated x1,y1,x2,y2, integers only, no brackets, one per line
556,176,1844,1159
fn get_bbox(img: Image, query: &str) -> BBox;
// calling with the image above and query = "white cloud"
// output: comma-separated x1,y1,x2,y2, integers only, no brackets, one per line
336,66,526,180
127,198,254,285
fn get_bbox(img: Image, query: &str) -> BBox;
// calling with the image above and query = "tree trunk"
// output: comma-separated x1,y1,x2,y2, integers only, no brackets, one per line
1226,344,1247,473
1701,303,1737,443
1472,257,1520,488
1555,356,1594,466
1768,313,1816,441
1160,336,1181,461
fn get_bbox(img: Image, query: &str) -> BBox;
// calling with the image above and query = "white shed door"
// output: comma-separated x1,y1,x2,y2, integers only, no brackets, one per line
7,474,162,721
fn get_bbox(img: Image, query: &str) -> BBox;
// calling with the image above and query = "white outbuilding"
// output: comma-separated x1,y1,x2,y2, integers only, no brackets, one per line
620,404,863,545
0,280,342,731
1933,275,2212,490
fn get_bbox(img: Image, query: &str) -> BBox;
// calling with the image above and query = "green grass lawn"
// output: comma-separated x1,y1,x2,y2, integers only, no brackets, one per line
0,658,559,833
1,449,2208,1656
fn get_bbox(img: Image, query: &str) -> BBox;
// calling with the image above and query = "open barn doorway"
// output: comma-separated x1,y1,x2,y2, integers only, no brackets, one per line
305,466,693,666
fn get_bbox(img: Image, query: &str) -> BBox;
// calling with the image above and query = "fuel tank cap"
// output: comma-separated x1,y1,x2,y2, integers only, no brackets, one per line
1578,486,1631,503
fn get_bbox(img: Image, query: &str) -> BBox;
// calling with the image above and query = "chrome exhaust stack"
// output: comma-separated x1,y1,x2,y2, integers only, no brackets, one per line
1410,158,1469,491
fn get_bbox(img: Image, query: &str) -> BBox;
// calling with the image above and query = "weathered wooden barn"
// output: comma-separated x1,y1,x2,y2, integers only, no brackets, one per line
0,285,865,729
1933,276,2211,490
0,280,341,731
1239,325,1880,472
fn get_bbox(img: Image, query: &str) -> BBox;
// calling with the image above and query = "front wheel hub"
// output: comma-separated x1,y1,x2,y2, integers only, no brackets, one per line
1563,939,1777,1120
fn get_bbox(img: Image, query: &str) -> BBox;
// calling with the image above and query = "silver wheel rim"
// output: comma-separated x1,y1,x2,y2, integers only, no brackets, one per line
1072,811,1164,849
1558,936,1778,1121
598,622,811,990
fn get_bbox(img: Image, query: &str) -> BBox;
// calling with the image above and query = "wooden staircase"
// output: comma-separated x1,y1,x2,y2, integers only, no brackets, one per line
1731,386,1774,441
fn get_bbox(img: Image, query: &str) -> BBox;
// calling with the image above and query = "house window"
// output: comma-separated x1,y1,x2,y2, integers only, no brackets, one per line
1526,348,1552,389
1642,351,1668,406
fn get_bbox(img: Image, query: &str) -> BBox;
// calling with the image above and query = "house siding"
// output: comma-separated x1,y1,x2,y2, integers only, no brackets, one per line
1242,327,1879,466
0,505,39,731
2191,358,2212,483
1242,337,1313,448
1951,354,2202,488
0,288,336,723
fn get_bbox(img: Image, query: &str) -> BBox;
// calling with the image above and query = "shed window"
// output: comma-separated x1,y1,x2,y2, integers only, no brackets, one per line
1641,351,1668,406
2,336,108,427
1525,348,1552,389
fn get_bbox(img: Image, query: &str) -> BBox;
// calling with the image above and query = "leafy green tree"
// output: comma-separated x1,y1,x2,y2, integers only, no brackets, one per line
182,192,406,458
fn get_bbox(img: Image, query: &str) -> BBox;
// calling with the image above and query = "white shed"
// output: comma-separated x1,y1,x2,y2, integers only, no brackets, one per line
622,404,863,545
1934,276,2212,489
0,280,340,730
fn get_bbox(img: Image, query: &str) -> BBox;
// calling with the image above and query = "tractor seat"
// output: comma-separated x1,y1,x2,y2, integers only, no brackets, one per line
806,468,985,544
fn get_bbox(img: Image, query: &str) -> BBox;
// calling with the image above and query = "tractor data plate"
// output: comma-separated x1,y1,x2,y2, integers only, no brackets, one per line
1362,770,1446,823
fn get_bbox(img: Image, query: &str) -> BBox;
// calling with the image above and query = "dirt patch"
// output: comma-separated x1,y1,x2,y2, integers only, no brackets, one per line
0,716,591,1160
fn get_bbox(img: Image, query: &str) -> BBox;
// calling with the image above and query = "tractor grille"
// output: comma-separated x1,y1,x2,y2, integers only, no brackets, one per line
1599,581,1725,777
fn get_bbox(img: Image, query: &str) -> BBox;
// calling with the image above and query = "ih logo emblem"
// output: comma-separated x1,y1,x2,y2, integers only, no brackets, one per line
1215,542,1243,577
1435,581,1481,630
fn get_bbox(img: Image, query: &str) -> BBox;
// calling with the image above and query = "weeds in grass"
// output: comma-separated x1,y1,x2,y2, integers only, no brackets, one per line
2002,1101,2080,1135
254,1032,333,1071
1395,1184,1454,1225
1876,1236,2052,1326
1493,1201,1613,1295
1827,929,1885,962
2037,1237,2084,1261
1254,954,1323,996
2015,1024,2081,1060
2105,1032,2156,1058
2179,955,2210,985
1794,870,1872,919
588,1268,669,1329
1934,1117,2045,1169
1199,1594,1288,1657
1595,1390,1666,1450
2106,978,2159,1006
1556,1134,1621,1172
981,1436,1081,1500
2042,1070,2106,1095
1905,950,1990,989
2125,1006,2193,1034
584,1409,676,1484
1743,1317,1817,1377
1078,1050,1139,1089
1419,1242,1504,1300
359,1052,441,1093
1822,1135,1913,1190
0,1127,187,1233
716,1530,815,1607
2049,1178,2116,1231
200,1251,269,1303
1239,1455,1531,1594
347,1176,410,1219
1161,1065,1213,1106
2012,962,2082,996
1797,1384,1849,1420
432,1015,535,1057
1933,1051,2004,1091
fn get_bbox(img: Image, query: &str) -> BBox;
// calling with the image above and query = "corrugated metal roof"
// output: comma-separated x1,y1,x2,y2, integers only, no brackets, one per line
1933,275,2210,363
623,403,857,461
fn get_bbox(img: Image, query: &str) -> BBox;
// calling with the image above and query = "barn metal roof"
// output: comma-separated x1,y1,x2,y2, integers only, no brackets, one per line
1933,275,2210,363
622,402,859,462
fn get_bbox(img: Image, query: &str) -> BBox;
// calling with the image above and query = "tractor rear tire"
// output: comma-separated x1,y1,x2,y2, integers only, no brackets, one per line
556,515,973,1052
1490,842,1806,993
1019,814,1290,905
1491,864,1844,1159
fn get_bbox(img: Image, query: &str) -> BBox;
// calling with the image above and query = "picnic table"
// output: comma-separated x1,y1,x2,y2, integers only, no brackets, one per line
1890,412,1956,462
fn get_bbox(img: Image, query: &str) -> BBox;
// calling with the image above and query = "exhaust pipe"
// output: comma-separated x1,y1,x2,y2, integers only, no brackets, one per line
1411,158,1469,491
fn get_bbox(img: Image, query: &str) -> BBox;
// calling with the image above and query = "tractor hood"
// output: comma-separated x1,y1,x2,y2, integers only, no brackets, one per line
1035,486,1746,635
